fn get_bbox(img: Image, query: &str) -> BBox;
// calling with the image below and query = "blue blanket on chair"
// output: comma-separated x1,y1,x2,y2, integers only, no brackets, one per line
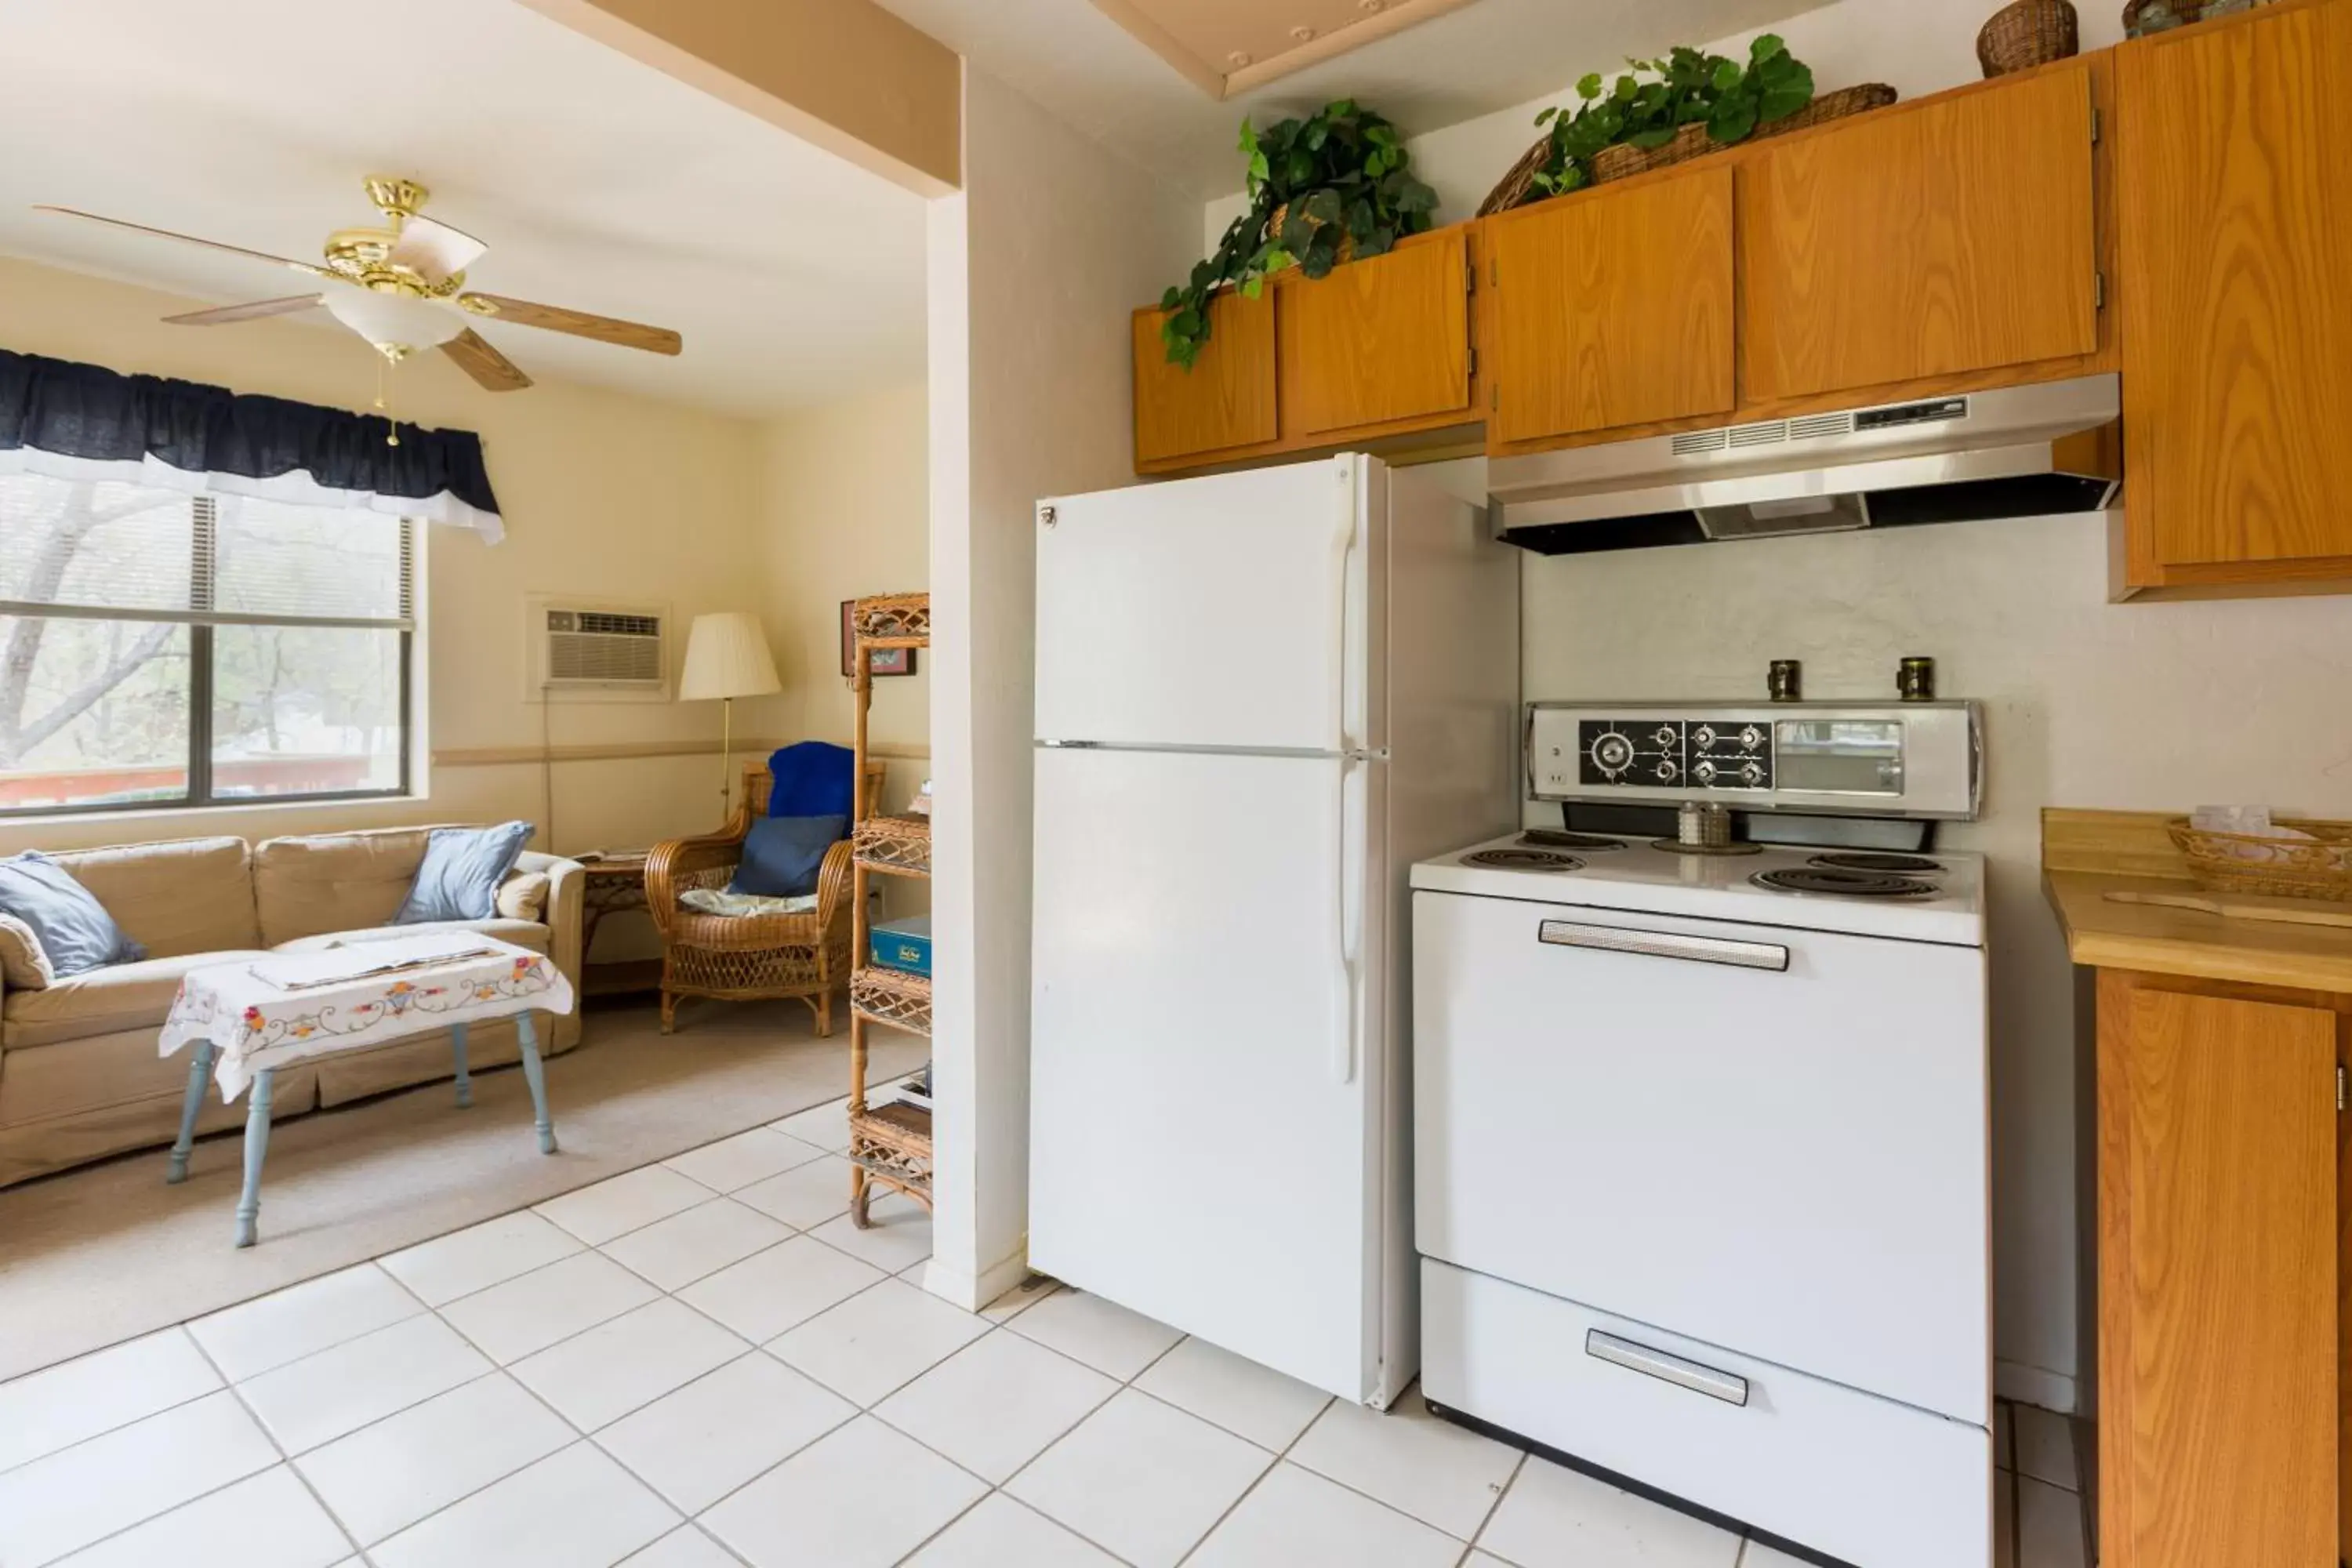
764,741,857,819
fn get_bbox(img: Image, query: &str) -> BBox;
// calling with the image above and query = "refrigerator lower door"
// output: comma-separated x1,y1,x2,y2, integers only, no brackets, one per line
1030,743,1381,1403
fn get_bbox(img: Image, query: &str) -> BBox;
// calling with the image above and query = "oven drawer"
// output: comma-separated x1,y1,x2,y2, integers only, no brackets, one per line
1422,1258,1991,1568
1411,888,1988,1423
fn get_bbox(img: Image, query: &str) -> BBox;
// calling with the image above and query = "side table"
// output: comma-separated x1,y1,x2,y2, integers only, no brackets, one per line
579,852,658,997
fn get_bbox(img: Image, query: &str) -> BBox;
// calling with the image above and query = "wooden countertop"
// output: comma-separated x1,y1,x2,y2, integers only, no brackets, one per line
2043,808,2352,993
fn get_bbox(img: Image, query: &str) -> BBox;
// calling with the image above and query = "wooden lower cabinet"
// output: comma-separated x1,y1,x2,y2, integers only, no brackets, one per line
2097,968,2345,1566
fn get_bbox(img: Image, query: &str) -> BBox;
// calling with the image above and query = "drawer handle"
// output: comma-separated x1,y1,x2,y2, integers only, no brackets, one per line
1538,920,1789,972
1586,1330,1751,1406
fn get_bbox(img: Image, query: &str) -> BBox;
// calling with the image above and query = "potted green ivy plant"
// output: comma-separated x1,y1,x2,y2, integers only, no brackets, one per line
1158,98,1439,370
1528,34,1816,198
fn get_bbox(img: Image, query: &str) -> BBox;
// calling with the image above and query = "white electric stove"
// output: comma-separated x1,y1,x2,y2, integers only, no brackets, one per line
1411,703,1994,1568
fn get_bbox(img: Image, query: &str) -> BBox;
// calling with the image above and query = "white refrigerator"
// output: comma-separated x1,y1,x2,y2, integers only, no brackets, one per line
1029,453,1519,1406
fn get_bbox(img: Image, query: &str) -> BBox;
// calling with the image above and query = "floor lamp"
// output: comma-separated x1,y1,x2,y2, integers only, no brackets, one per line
680,612,782,822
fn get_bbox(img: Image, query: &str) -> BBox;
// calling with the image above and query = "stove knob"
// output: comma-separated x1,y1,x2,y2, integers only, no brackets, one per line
1592,732,1634,773
1693,760,1717,784
1740,761,1766,786
1693,725,1718,750
1740,725,1767,751
1655,760,1679,782
1652,725,1679,748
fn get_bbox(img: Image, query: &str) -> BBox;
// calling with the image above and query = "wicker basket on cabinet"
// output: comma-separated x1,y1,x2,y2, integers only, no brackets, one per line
848,592,934,1226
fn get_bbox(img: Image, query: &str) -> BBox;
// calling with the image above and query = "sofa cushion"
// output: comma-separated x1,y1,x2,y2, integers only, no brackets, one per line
394,822,533,925
495,871,550,923
0,853,147,976
270,919,550,957
0,912,56,991
47,837,260,958
2,951,274,1050
252,828,436,947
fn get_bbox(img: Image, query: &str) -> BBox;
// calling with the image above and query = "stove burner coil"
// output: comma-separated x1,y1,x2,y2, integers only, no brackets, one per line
1752,868,1937,898
1464,849,1585,872
1518,832,1628,851
1808,852,1947,874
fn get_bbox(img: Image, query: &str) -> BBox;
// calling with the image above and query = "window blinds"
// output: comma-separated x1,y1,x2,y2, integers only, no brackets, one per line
0,474,414,630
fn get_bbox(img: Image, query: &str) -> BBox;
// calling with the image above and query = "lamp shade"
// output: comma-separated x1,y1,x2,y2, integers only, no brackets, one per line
679,612,782,701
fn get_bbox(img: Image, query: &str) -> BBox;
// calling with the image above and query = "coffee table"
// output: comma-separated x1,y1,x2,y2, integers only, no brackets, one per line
158,932,577,1247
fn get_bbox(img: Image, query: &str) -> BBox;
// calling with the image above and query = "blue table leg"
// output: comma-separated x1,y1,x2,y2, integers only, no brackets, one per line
234,1069,275,1248
167,1040,216,1185
517,1014,557,1155
450,1022,473,1108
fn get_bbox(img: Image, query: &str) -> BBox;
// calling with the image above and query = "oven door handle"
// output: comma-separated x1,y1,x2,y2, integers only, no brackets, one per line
1587,1330,1751,1406
1537,920,1789,972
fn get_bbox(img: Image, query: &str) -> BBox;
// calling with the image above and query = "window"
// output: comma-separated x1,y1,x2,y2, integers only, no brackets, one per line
0,474,415,815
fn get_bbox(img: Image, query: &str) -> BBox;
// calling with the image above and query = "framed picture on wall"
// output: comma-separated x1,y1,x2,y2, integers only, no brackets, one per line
841,600,919,678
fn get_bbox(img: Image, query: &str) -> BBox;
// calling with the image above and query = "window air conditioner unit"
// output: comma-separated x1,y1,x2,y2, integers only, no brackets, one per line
528,599,669,698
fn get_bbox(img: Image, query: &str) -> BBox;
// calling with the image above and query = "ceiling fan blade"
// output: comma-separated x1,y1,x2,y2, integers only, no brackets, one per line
441,328,533,392
162,294,325,327
461,292,682,356
31,205,328,278
390,215,487,286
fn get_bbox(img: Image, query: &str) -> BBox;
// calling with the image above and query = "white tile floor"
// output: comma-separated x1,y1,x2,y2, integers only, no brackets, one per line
0,1097,2096,1568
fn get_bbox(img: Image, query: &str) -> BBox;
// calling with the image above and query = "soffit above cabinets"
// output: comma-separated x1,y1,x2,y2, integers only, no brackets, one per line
1090,0,1482,98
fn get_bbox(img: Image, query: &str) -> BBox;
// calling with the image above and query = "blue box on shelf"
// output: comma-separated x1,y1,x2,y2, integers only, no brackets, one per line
869,916,932,978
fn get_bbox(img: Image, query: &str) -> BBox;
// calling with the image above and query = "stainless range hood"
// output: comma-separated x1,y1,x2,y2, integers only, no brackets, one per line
1487,373,2121,555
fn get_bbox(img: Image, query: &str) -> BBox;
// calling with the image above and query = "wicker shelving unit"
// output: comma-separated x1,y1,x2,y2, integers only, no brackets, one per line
847,592,932,1227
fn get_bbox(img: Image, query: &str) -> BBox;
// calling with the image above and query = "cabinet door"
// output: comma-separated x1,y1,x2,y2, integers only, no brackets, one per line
1484,165,1735,447
1278,229,1472,437
1740,64,2098,403
2118,2,2352,572
1132,291,1276,468
2099,978,2338,1568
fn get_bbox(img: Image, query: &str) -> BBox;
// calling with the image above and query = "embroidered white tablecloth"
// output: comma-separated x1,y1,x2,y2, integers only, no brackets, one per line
159,932,576,1102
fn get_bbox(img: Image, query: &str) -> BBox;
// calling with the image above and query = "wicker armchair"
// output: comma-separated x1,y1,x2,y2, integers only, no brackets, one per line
646,760,884,1034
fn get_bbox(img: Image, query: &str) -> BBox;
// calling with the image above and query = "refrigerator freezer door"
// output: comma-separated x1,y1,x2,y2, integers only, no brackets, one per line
1029,743,1381,1402
1036,458,1373,752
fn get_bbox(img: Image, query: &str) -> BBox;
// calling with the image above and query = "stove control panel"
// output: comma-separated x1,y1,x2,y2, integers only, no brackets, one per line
1575,719,1772,792
1527,701,1984,821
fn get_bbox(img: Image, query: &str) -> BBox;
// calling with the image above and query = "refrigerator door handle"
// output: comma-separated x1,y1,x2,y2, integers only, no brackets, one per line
1327,463,1356,754
1331,751,1360,1085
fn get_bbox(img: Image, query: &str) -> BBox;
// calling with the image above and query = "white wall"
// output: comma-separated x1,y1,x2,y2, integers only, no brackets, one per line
1207,0,2129,249
923,65,1200,1308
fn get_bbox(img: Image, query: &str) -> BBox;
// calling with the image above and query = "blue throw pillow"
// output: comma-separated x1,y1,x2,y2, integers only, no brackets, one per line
731,814,846,898
395,822,534,924
0,852,144,977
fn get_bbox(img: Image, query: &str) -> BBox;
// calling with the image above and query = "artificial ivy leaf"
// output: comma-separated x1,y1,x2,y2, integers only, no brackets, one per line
1327,96,1357,117
1161,285,1181,310
1240,274,1263,299
1248,151,1270,186
1303,187,1344,225
1287,147,1314,186
1714,58,1744,92
1612,73,1639,103
1577,72,1603,100
1367,123,1398,147
1396,176,1437,216
1239,118,1258,154
1171,306,1202,336
1751,32,1788,64
1301,245,1337,280
1263,245,1293,271
1305,121,1329,151
1534,105,1559,125
1628,126,1679,150
1759,58,1813,120
1346,197,1376,238
1708,99,1759,143
1359,226,1396,256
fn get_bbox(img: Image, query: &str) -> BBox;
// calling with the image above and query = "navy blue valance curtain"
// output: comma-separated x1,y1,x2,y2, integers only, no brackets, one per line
0,347,504,539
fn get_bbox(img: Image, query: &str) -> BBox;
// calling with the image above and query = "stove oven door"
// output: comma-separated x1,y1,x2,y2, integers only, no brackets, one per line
1411,888,1988,1425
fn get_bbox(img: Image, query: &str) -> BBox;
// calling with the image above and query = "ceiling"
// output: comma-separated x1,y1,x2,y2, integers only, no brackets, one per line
881,0,1830,197
0,0,929,419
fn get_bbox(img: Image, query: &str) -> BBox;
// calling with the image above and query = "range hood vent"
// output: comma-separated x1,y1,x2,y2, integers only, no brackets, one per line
1490,375,2121,556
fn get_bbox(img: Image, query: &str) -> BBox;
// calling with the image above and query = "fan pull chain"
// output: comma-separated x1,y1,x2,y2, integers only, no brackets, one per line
372,352,401,448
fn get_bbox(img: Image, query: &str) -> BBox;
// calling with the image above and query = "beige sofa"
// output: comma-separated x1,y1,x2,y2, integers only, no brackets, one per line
0,828,586,1188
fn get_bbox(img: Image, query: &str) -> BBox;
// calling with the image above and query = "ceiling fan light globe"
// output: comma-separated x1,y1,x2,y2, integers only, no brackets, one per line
323,287,463,352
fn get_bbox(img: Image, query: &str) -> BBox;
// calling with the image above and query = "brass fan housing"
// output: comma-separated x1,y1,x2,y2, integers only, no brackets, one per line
320,177,465,297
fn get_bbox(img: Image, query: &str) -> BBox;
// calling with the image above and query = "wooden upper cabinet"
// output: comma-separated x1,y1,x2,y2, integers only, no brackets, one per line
1131,290,1277,468
1740,62,2100,404
1278,228,1472,437
2117,0,2352,580
2098,976,2340,1568
1484,165,1736,448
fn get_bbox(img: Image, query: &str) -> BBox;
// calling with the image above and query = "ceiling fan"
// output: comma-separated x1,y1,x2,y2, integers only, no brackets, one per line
33,176,683,394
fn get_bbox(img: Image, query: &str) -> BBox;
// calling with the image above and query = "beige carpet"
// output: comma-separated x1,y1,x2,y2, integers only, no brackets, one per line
0,996,925,1383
